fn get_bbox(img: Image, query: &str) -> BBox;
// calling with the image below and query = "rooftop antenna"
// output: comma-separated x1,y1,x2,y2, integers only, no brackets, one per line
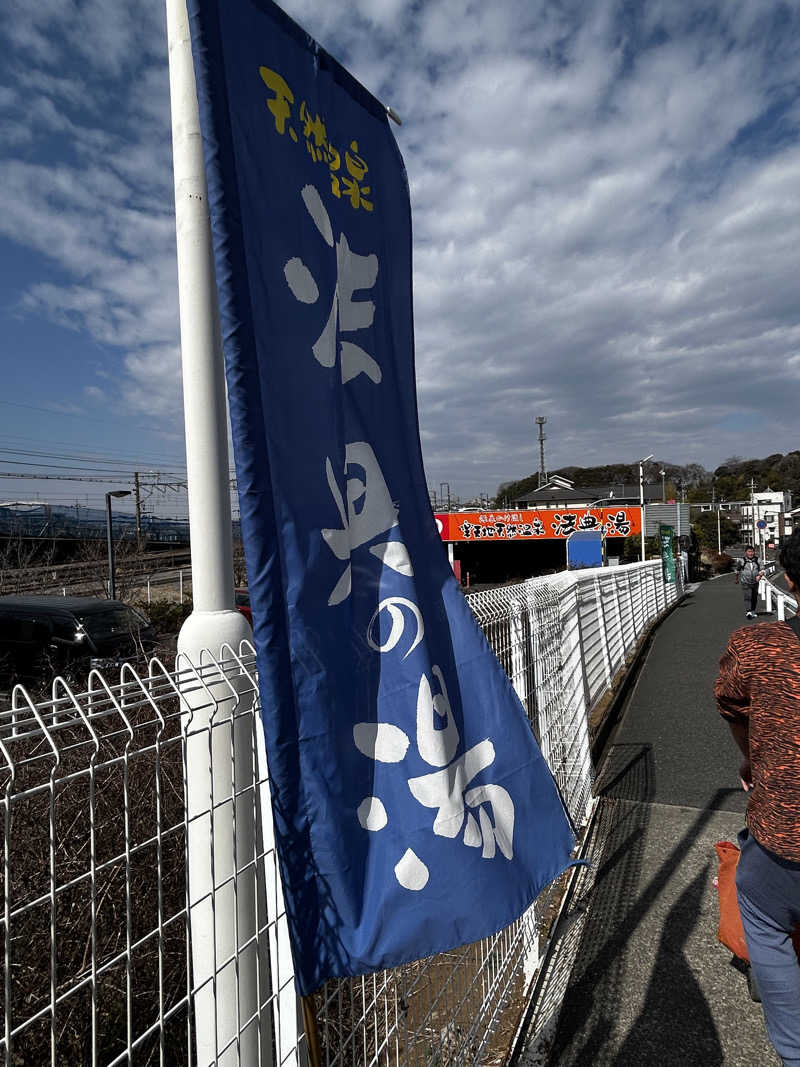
535,416,547,488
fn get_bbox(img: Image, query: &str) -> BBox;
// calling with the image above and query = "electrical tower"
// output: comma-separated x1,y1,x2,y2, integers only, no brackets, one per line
535,416,547,488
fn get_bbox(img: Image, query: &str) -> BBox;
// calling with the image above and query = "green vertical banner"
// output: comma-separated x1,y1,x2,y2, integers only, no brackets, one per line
659,524,676,584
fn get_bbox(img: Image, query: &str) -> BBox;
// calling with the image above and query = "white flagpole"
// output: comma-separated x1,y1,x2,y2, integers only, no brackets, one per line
165,2,270,1063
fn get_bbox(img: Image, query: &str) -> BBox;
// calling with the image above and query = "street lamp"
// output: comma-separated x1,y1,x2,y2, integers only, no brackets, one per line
639,455,653,562
583,493,615,522
571,494,615,567
660,469,666,502
106,490,132,601
586,492,614,509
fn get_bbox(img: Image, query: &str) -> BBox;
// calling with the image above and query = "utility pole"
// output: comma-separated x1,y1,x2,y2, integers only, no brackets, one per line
639,454,653,562
105,490,132,601
134,471,143,553
535,416,547,488
749,477,756,548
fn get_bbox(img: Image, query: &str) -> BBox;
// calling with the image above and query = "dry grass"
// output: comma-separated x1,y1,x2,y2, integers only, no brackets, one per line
0,701,191,1065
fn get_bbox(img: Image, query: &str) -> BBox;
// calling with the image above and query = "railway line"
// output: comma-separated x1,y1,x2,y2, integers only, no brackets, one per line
0,548,193,596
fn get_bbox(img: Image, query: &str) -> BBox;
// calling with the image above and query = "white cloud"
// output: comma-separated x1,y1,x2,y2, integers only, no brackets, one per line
2,1,800,500
122,345,182,416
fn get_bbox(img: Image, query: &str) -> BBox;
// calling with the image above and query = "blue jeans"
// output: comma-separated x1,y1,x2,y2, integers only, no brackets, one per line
736,829,800,1065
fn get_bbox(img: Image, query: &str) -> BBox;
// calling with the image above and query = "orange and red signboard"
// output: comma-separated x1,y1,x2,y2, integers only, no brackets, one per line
434,507,642,542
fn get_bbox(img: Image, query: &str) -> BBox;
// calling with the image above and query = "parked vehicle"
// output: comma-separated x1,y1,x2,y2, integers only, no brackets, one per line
0,596,157,685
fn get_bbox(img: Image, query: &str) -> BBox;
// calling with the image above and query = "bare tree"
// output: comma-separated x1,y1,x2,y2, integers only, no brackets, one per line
0,531,57,594
232,537,248,588
71,536,140,601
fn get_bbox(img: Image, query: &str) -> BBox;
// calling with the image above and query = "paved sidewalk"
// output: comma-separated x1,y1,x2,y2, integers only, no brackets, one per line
518,573,783,1066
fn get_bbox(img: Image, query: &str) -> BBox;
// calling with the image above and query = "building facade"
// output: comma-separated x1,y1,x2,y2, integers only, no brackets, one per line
739,490,793,547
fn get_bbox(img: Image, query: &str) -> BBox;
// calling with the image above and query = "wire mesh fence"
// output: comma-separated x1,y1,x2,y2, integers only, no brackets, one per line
0,560,680,1066
1,662,196,1064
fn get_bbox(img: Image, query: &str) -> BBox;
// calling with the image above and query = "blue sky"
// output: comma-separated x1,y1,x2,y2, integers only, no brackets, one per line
1,0,800,514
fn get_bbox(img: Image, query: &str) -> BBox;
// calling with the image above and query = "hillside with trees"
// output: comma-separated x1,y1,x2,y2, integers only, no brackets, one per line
496,452,800,508
705,452,800,503
495,461,709,505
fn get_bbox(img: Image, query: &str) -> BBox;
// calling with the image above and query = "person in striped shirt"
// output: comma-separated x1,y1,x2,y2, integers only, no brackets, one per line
715,529,800,1064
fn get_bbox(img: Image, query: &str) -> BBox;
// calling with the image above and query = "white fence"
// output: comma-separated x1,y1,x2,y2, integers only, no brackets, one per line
762,569,796,618
0,560,681,1066
467,560,683,830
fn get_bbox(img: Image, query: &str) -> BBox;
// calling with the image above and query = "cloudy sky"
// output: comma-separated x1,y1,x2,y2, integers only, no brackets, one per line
1,0,799,513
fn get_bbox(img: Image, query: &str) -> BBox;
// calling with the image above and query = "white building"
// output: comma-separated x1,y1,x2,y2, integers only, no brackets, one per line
740,489,793,548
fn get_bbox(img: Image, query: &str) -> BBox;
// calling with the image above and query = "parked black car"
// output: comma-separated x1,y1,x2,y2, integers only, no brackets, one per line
234,588,253,626
0,596,157,685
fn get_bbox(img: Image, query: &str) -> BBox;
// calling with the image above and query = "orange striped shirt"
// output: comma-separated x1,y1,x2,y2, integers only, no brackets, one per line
715,621,800,862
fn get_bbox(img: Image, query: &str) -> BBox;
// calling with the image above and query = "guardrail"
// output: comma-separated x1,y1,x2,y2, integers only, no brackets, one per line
0,559,682,1066
762,568,797,619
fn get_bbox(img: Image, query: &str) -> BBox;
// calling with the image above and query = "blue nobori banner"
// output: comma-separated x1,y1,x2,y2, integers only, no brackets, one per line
187,0,575,995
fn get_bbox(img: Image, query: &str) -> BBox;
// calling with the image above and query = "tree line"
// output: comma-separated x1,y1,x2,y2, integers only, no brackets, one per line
496,451,800,509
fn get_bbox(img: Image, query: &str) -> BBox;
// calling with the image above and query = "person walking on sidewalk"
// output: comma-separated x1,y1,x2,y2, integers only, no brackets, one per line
715,529,800,1066
735,545,764,618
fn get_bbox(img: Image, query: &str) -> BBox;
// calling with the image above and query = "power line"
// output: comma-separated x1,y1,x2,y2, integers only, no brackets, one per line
0,460,153,475
0,433,188,469
0,447,187,471
0,472,138,483
0,467,234,481
0,474,236,501
0,398,175,430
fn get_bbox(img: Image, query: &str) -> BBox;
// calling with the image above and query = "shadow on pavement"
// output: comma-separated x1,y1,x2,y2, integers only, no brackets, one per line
594,742,655,802
535,578,779,1065
548,778,743,1065
611,865,720,1066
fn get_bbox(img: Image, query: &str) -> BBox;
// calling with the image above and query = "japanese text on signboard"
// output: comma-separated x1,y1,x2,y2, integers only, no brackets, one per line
435,508,641,542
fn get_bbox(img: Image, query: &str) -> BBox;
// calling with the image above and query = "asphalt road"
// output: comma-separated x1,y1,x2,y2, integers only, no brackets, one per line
602,572,763,812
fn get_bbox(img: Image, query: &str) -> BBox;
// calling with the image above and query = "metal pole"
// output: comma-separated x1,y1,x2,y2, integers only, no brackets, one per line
639,455,653,563
750,479,756,547
105,493,116,601
166,2,270,1063
644,463,648,563
717,506,721,554
535,415,547,487
134,472,143,553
